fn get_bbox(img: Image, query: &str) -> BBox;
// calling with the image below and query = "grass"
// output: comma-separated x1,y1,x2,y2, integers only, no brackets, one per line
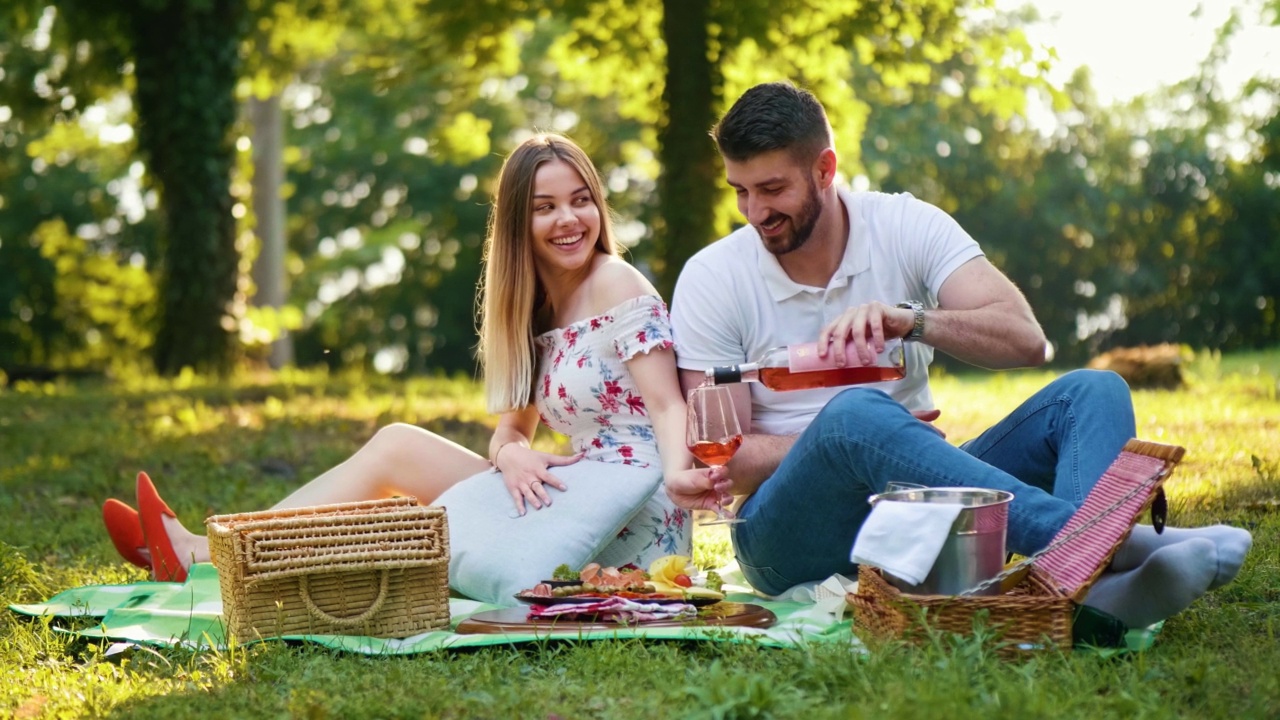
2,353,1278,719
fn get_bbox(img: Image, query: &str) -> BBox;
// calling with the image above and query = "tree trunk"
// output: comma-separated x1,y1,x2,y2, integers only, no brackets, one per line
250,93,294,369
131,0,244,375
656,0,720,300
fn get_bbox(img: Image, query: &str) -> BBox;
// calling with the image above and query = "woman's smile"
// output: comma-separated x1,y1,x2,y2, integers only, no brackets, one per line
548,231,586,247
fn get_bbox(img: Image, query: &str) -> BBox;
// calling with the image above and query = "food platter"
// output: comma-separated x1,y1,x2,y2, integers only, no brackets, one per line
513,592,722,608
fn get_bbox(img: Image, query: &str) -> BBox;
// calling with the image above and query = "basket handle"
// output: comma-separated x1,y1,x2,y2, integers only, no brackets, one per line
297,570,391,627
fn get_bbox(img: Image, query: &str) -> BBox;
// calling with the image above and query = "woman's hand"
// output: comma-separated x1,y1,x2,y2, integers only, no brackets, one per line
664,466,731,514
495,445,582,515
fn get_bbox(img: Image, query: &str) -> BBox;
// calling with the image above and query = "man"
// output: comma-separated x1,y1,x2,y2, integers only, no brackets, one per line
667,81,1250,628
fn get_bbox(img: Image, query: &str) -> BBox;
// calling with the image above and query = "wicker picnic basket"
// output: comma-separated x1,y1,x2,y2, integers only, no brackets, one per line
849,439,1186,651
207,497,450,639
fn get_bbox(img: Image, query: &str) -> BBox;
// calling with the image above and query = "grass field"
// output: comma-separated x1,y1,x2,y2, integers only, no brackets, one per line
2,351,1278,719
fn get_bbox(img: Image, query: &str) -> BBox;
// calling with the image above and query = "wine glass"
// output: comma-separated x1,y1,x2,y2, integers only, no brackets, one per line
686,384,745,526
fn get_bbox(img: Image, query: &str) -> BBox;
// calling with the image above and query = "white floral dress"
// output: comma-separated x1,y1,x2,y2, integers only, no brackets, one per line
533,294,691,567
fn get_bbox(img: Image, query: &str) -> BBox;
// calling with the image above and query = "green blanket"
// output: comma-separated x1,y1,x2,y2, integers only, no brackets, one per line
9,564,855,655
10,564,1156,655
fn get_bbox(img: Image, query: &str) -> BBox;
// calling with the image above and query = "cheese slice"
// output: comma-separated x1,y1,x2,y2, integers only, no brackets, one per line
681,586,725,601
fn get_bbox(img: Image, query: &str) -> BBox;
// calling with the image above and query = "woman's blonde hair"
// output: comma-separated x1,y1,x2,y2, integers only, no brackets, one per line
477,133,619,413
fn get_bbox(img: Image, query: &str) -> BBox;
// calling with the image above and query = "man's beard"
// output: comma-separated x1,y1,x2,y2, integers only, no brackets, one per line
759,178,822,256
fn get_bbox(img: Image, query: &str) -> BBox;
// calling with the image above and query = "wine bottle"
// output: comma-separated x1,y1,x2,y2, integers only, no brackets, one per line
706,337,906,391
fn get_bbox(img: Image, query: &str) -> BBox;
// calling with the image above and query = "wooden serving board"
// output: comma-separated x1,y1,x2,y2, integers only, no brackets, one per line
455,601,776,635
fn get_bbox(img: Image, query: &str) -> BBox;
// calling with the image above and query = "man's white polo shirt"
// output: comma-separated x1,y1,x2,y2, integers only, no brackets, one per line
671,186,983,436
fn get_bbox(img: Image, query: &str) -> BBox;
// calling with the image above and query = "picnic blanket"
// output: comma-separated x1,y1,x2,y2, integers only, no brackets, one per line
8,564,856,655
9,564,1156,655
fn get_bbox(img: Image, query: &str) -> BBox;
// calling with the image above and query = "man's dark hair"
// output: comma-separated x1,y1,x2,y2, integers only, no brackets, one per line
712,82,832,163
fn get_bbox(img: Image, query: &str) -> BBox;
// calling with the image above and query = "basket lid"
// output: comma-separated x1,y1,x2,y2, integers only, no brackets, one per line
1031,439,1184,602
207,497,449,581
206,496,424,530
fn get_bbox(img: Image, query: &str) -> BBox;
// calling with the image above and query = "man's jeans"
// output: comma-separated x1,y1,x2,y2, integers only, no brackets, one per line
731,369,1137,596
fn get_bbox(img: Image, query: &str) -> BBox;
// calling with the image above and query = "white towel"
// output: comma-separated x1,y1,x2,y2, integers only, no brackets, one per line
850,501,965,586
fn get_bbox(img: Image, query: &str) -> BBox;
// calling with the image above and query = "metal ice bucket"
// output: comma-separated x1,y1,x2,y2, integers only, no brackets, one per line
866,487,1013,596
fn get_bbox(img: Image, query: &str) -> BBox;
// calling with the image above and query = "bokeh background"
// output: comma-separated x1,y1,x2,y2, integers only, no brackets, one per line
2,0,1277,380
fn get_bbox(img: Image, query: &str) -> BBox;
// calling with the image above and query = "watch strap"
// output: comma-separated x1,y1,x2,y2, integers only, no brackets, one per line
896,301,925,340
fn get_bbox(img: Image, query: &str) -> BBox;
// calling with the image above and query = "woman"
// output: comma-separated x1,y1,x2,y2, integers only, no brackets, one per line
103,133,726,584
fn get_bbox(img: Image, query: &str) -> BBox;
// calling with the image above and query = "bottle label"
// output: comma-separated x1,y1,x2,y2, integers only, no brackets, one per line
788,339,902,373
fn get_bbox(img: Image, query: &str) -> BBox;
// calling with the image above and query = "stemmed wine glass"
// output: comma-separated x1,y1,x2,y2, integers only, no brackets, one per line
686,384,745,526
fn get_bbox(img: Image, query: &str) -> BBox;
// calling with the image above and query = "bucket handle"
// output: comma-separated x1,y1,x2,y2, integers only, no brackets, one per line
298,570,391,626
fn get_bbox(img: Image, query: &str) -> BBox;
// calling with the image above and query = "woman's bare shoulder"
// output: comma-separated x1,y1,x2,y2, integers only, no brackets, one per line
588,254,660,312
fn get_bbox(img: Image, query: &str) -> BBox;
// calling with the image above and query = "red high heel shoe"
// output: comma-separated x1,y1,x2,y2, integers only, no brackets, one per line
136,471,189,583
102,498,150,569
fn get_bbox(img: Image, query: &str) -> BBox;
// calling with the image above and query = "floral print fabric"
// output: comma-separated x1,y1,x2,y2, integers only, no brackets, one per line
533,294,690,566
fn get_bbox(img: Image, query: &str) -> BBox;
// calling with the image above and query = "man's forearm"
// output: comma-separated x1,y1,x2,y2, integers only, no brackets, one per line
725,433,797,495
924,257,1049,369
923,303,1046,369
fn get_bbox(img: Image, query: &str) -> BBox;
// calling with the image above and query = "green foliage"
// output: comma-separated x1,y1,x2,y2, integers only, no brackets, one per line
2,0,1277,376
0,93,160,371
31,219,156,369
3,0,249,374
426,0,1009,297
278,17,656,374
0,542,50,606
1252,454,1278,483
278,45,507,374
860,5,1280,364
683,659,809,719
858,8,1104,363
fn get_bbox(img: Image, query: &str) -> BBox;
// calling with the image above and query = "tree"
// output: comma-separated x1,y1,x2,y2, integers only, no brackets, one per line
654,0,719,296
859,1,1280,361
427,0,1010,298
129,0,246,374
236,0,429,371
6,0,247,375
276,17,653,375
2,0,437,375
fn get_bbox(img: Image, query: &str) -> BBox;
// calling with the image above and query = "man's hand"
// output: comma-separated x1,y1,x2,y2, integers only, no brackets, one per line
815,259,1049,371
816,301,914,366
912,408,946,438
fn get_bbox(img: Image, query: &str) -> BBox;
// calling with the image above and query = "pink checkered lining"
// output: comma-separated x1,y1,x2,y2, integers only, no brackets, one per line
1033,452,1168,598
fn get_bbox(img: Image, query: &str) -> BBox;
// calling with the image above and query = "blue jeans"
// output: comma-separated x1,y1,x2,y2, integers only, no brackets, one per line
730,369,1137,595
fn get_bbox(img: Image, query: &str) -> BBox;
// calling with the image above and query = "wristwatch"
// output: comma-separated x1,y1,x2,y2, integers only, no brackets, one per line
896,301,925,340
